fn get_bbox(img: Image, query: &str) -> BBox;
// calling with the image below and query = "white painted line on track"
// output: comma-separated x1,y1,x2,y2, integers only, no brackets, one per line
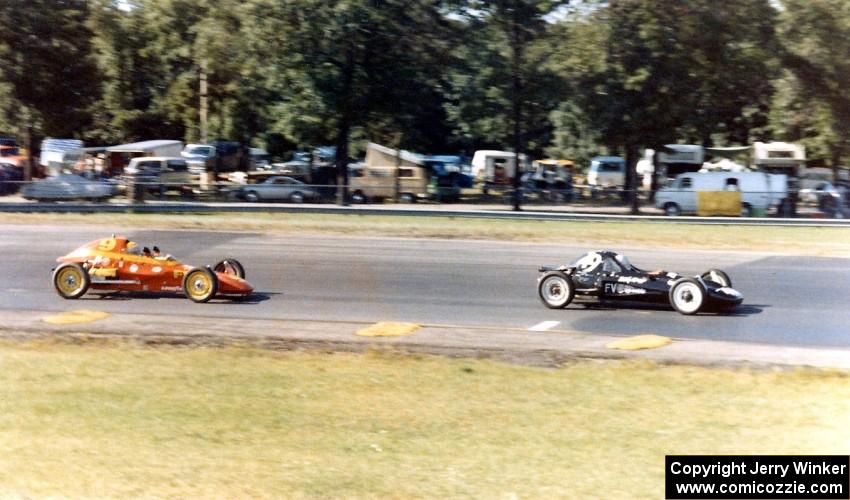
528,321,560,332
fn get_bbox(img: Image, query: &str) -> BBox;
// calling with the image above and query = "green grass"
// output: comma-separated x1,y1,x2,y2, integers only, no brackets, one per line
3,212,850,256
0,341,848,498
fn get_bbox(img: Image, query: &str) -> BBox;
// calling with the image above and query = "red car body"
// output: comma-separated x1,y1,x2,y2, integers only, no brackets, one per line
53,236,253,302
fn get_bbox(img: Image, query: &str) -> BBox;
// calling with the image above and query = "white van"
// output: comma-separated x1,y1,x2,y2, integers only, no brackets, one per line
587,156,625,188
655,171,787,217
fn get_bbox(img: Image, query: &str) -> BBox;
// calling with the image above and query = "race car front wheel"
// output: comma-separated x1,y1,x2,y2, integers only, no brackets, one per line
53,263,90,299
700,269,731,288
538,272,575,309
213,258,246,280
183,267,219,303
669,278,706,315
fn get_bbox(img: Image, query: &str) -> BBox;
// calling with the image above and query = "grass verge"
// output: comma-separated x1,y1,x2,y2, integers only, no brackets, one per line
2,212,850,256
1,341,848,498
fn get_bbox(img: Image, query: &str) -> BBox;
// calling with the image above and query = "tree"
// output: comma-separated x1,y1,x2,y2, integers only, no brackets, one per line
277,0,456,204
774,0,850,178
0,0,101,178
564,0,779,213
447,1,569,210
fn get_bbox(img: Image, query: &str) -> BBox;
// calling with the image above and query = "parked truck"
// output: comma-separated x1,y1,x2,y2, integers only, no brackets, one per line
655,171,787,217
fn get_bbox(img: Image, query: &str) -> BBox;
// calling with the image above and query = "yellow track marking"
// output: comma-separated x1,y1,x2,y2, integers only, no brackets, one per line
606,334,672,350
43,310,111,325
356,322,420,337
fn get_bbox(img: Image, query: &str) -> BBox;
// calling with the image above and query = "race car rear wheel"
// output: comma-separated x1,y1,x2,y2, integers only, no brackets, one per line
700,269,731,288
538,272,575,309
53,263,90,299
183,267,219,303
213,258,245,280
669,278,706,315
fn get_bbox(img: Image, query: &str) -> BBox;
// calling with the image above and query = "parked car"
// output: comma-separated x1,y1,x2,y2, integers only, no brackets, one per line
0,162,23,195
587,156,625,189
22,173,118,202
122,156,194,196
524,159,574,201
349,164,429,203
655,171,787,217
233,176,318,203
181,144,217,174
180,141,249,174
808,181,850,217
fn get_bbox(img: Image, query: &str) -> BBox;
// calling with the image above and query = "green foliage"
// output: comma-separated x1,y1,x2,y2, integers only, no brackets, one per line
0,0,847,171
773,0,850,167
445,1,569,156
0,0,101,138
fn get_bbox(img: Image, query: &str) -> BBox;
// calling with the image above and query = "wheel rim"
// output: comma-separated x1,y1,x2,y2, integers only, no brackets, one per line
187,272,212,299
56,267,84,295
291,193,303,203
666,205,679,216
673,282,703,313
246,192,258,202
542,276,569,306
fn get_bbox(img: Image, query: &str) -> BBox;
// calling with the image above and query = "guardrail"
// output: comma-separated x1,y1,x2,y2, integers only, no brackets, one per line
2,178,849,226
1,200,848,226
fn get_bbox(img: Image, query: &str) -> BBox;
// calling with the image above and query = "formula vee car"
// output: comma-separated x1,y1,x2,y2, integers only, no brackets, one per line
537,250,743,315
52,236,253,303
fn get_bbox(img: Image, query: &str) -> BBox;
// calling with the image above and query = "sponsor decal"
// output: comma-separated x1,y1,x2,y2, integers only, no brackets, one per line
152,266,162,273
618,276,648,284
173,270,185,279
161,286,182,292
604,283,647,295
129,264,139,273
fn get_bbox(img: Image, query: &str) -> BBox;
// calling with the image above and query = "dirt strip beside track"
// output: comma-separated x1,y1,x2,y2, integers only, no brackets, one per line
2,310,848,370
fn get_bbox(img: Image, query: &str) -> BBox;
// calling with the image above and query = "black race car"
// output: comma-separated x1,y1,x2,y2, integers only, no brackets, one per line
537,250,743,315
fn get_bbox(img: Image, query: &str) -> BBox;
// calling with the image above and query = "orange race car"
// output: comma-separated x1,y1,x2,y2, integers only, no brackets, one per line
52,236,253,303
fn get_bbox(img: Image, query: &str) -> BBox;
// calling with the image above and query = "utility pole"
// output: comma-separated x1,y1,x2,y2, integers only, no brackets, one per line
199,58,209,144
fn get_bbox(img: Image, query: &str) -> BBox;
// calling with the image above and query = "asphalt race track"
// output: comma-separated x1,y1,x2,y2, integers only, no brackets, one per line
2,224,848,348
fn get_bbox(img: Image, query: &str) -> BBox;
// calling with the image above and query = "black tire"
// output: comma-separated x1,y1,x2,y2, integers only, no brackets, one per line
53,262,90,299
244,191,260,202
290,191,305,204
740,203,752,217
537,271,575,309
183,267,219,303
664,203,681,217
669,278,706,315
700,269,731,288
213,258,246,280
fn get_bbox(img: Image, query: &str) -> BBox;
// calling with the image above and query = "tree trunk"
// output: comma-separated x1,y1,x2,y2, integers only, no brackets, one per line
625,143,640,215
511,4,523,212
335,118,350,206
335,43,356,206
24,122,34,181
